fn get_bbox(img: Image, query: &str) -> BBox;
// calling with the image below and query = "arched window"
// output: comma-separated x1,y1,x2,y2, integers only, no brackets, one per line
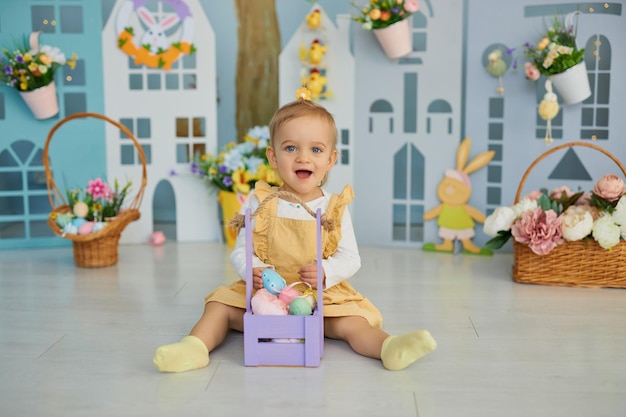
392,143,425,242
369,99,394,134
426,99,452,134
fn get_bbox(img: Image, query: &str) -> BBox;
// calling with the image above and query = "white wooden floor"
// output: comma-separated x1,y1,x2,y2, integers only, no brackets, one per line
1,242,625,417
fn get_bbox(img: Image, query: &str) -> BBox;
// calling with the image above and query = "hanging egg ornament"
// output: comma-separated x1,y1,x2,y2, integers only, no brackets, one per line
538,80,560,144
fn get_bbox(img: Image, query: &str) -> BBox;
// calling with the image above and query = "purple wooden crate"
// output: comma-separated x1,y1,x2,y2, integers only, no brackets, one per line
243,208,324,367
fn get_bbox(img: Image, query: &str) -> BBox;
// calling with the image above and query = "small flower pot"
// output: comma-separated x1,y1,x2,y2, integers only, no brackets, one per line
19,82,59,119
549,61,592,105
373,18,412,59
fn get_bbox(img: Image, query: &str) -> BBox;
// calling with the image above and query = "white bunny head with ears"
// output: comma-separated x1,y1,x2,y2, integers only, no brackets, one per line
137,6,180,54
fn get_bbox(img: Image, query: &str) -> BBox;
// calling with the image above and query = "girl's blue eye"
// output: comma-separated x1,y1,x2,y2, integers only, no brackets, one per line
286,145,296,152
312,147,322,153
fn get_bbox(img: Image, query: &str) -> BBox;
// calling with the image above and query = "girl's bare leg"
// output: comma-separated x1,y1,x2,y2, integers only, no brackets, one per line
325,316,436,371
153,302,244,373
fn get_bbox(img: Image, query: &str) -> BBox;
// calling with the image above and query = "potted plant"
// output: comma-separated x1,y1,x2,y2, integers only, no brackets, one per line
522,11,590,104
352,0,420,59
190,125,282,247
0,32,77,119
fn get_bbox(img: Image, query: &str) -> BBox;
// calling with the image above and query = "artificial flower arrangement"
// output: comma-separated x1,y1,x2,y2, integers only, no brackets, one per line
191,125,282,195
50,178,133,236
0,34,77,92
352,0,420,30
483,174,626,255
520,12,585,81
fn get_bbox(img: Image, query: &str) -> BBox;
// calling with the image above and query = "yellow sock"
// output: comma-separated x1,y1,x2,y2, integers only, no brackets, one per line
153,335,209,373
381,330,437,371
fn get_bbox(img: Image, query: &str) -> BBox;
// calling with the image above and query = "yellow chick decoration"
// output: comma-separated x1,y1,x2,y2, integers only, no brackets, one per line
300,68,330,100
538,80,560,144
306,8,322,29
485,49,507,94
302,39,327,66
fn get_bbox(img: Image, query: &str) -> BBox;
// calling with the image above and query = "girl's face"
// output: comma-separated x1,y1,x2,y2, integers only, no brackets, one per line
266,115,337,202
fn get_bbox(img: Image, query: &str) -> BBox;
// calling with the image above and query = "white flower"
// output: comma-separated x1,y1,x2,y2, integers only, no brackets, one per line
612,195,626,238
483,206,516,237
512,197,538,217
247,125,270,142
39,45,66,64
243,156,265,174
591,215,621,249
561,205,593,241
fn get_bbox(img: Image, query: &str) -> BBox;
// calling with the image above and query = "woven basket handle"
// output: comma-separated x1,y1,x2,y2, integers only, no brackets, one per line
42,112,148,211
514,142,626,203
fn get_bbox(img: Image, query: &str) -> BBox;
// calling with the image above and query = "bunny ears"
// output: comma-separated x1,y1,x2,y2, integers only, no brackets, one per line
444,137,495,188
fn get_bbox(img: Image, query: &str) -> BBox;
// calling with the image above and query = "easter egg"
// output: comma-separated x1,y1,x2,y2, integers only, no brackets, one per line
93,222,107,232
278,286,301,305
288,297,313,316
78,221,94,235
62,223,78,235
73,201,89,218
72,217,87,229
261,269,286,296
55,213,73,228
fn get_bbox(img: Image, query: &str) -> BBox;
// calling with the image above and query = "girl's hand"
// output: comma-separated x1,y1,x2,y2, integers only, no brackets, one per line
252,267,266,290
298,261,325,289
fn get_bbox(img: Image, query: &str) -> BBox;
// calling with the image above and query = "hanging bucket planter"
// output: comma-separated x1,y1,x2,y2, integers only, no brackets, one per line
549,61,592,105
19,82,59,119
373,18,412,59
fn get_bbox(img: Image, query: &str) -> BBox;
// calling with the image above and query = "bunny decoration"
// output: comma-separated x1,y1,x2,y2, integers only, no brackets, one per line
423,137,495,255
137,6,180,54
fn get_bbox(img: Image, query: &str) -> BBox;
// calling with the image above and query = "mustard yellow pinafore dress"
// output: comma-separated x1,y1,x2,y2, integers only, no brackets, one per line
204,182,383,328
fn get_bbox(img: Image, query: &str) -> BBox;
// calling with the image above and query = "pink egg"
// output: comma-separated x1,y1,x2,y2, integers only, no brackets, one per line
278,286,301,305
78,221,95,235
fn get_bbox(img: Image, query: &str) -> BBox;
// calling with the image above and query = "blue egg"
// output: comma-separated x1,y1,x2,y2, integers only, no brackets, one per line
72,217,87,228
261,269,286,296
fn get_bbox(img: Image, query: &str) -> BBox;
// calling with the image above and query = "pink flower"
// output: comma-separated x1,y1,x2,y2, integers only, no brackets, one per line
524,62,540,81
549,185,573,200
86,178,111,200
511,207,563,255
403,0,420,14
523,190,543,201
593,174,625,201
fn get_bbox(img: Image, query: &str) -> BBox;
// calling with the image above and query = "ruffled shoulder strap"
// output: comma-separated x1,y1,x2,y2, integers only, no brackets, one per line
253,180,274,203
323,184,354,257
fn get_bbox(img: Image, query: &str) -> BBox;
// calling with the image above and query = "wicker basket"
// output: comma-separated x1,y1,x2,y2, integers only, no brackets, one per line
43,113,147,268
511,142,626,288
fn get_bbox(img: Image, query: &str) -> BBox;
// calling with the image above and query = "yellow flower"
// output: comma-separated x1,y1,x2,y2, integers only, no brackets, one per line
39,53,51,65
23,53,32,62
264,166,282,186
19,82,28,90
369,8,381,20
537,37,550,50
231,168,254,194
200,153,208,161
93,203,103,212
49,212,58,221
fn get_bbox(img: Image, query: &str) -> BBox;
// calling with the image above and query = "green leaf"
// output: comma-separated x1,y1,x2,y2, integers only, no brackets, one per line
483,230,512,251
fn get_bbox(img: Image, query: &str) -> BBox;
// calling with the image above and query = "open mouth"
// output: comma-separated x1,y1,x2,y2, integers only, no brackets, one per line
295,169,313,179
